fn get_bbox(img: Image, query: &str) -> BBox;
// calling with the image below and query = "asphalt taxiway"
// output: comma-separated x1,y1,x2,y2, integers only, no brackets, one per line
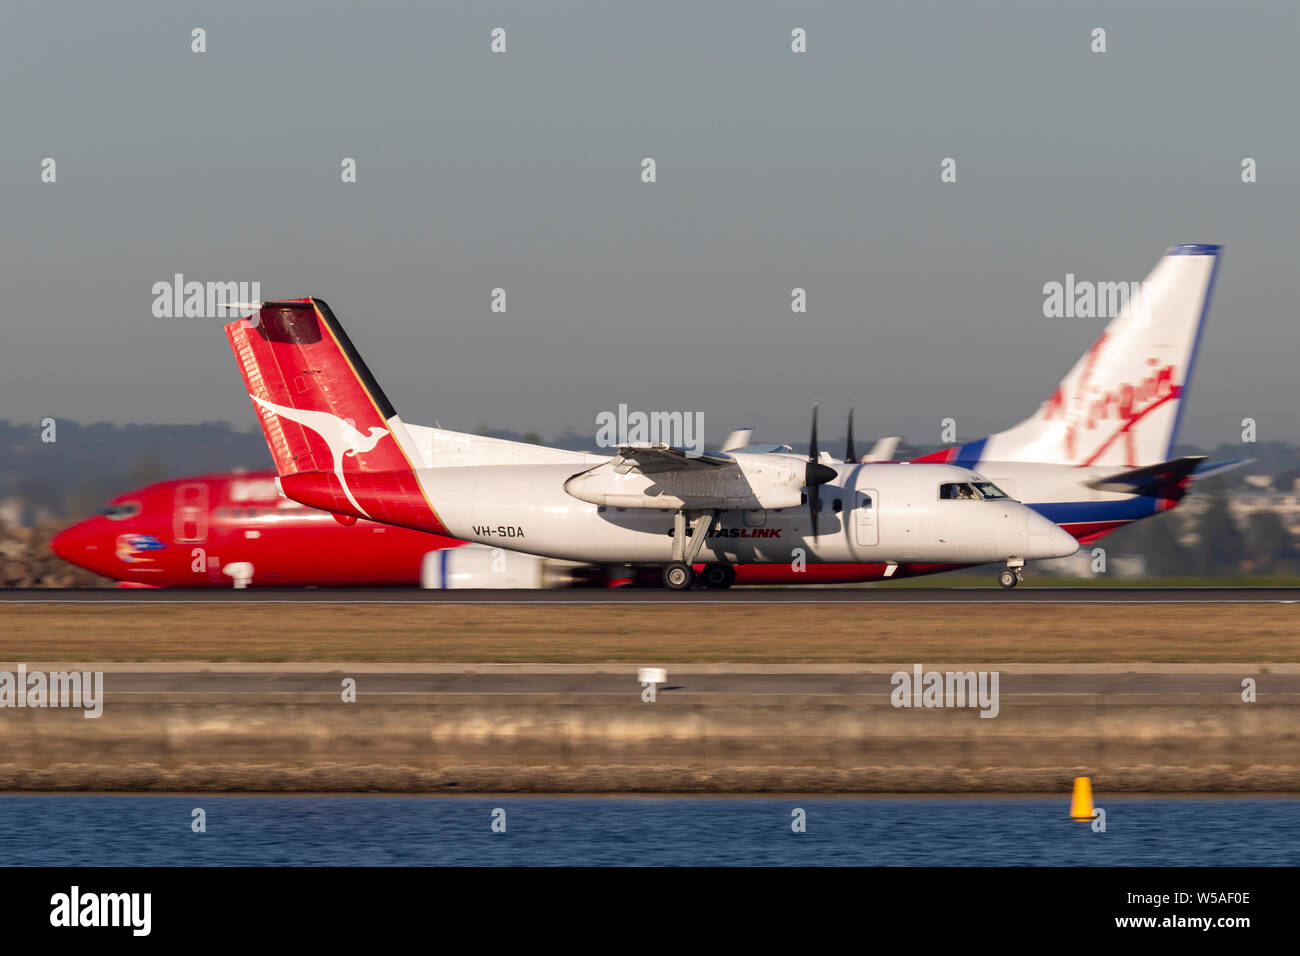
2,587,1299,604
24,664,1299,696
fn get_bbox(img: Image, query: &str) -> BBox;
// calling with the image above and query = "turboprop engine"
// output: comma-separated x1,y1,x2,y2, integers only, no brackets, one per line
563,449,825,511
563,406,839,520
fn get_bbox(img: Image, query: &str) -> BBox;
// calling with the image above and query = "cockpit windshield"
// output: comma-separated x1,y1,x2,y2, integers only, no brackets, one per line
938,482,1010,501
101,502,141,520
972,481,1009,500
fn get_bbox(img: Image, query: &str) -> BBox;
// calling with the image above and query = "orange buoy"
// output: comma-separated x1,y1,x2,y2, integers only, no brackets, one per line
1070,776,1094,821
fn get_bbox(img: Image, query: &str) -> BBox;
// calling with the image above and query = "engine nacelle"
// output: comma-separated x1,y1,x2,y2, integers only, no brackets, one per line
563,453,806,511
421,544,580,589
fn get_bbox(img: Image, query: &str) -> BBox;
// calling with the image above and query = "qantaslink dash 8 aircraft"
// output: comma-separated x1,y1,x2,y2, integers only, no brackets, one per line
62,244,1226,591
222,304,1077,591
732,243,1240,587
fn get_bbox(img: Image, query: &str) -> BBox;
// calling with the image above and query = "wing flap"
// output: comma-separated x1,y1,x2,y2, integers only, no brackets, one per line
612,443,732,475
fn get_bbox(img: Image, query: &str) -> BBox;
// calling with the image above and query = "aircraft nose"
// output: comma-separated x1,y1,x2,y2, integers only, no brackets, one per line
1021,510,1079,559
50,520,111,574
1049,524,1080,558
49,523,84,564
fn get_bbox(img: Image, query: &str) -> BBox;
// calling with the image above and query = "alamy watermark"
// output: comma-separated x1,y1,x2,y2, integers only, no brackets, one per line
595,404,704,457
890,665,999,718
50,886,150,936
0,664,103,718
1042,275,1151,325
151,274,262,321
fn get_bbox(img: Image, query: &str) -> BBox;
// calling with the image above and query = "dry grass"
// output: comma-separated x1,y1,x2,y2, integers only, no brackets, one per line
1,604,1297,662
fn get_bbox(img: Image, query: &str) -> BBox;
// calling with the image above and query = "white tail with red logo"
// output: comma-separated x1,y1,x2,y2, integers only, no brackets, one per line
982,244,1221,468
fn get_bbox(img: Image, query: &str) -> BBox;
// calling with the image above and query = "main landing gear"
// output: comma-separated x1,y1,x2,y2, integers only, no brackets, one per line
700,563,736,589
998,559,1025,590
662,561,735,591
663,562,695,590
662,508,721,591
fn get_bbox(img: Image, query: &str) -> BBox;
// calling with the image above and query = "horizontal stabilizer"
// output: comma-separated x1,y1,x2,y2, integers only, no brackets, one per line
1190,457,1255,483
1085,456,1205,494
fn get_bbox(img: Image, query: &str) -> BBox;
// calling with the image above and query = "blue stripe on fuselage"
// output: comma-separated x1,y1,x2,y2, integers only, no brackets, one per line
1030,497,1161,525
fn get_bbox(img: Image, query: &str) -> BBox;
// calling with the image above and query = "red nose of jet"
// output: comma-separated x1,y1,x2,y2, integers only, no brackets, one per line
50,520,105,574
49,524,82,563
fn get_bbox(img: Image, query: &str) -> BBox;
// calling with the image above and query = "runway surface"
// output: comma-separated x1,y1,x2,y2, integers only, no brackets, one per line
2,587,1299,604
22,665,1300,696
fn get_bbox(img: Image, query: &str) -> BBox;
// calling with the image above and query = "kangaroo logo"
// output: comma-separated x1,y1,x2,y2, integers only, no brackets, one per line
249,395,388,517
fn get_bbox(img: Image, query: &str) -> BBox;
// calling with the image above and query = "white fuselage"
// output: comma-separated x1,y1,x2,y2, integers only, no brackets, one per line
415,460,1078,565
939,459,1163,540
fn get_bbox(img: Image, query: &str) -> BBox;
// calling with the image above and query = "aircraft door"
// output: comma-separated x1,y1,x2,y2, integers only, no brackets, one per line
173,483,209,543
855,490,878,547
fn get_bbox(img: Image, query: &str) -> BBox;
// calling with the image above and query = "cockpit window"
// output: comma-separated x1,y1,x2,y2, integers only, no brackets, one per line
972,481,1009,500
939,481,1011,501
101,502,141,520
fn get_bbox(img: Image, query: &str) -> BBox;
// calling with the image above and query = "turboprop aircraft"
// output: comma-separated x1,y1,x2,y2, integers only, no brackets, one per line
223,303,1077,590
728,243,1243,587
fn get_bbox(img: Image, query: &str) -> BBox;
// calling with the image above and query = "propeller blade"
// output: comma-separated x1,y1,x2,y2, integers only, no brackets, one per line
804,403,835,538
845,406,857,464
809,403,820,462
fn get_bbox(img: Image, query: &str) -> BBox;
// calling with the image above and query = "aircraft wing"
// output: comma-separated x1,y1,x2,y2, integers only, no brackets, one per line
611,444,733,475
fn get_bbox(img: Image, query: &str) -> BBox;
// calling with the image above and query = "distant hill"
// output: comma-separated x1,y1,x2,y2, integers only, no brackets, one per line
0,417,1278,524
0,420,273,520
0,419,597,522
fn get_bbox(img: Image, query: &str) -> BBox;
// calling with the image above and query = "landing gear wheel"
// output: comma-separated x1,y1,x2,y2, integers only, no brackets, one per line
700,564,735,589
998,569,1019,590
663,562,696,591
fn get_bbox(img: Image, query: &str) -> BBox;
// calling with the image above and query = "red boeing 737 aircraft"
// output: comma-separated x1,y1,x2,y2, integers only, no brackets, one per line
49,471,601,588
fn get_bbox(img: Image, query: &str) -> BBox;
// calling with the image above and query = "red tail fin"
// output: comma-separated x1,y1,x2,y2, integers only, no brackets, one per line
226,299,447,534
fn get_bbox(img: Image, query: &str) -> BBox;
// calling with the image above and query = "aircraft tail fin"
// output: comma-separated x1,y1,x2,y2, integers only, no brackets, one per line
225,299,446,533
915,244,1222,469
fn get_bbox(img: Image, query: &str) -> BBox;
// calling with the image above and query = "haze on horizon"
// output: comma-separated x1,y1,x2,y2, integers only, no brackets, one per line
1,1,1296,452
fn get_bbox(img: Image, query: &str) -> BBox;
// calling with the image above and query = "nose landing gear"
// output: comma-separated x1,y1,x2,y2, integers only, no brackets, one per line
998,559,1025,590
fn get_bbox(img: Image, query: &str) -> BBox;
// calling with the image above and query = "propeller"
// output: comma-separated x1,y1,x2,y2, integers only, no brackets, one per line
844,406,857,464
805,404,838,537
